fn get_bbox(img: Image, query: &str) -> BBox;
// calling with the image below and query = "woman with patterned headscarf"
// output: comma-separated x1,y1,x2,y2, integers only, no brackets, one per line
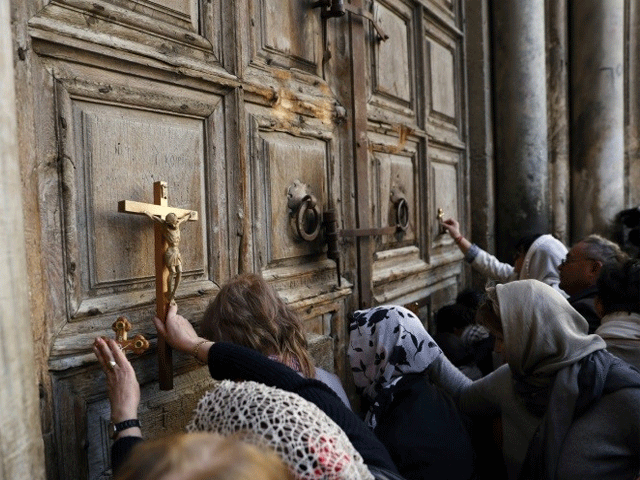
348,305,476,480
429,279,640,480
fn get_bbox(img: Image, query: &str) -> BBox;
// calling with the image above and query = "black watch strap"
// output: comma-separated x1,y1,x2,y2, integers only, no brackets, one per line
111,419,140,438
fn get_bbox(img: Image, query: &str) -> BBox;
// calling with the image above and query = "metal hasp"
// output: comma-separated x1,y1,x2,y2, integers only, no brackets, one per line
323,209,342,286
287,180,322,242
312,0,389,42
341,191,410,237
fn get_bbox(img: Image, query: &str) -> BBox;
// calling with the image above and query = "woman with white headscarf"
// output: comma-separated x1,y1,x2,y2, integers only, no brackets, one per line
429,279,640,480
441,218,568,297
348,305,476,480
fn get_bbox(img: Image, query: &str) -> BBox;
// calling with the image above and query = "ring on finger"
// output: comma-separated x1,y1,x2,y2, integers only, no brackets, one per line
108,360,117,370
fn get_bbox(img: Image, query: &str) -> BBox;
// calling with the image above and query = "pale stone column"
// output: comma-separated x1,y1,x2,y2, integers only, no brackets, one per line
570,0,624,239
492,1,549,260
546,0,570,245
465,0,495,287
628,0,640,207
0,1,46,478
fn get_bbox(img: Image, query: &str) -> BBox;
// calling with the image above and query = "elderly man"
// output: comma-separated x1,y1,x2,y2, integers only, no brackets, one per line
558,234,628,333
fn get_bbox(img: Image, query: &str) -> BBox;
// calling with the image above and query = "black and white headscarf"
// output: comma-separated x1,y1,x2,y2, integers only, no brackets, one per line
348,305,442,429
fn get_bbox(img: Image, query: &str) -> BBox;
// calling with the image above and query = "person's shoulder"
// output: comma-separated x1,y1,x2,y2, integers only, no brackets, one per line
568,286,598,303
314,367,339,381
596,386,640,419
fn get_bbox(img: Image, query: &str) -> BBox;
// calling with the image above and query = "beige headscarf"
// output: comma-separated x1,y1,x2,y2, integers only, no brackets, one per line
493,279,605,384
519,234,568,298
489,280,640,480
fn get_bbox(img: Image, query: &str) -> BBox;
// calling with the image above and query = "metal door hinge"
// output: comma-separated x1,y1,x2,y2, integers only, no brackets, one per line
312,0,389,42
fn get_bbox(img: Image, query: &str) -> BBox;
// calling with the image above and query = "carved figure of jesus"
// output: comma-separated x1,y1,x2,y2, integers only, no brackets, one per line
144,210,195,305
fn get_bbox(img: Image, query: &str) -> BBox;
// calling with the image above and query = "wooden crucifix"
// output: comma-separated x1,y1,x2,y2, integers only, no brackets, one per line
112,317,150,354
118,181,198,390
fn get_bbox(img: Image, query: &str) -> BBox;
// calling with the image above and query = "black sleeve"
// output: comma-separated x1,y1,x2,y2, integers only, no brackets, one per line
207,342,398,473
111,435,143,476
207,341,311,390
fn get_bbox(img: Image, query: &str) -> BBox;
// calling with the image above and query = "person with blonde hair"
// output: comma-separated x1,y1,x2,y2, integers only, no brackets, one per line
153,304,401,477
200,273,350,407
115,432,293,480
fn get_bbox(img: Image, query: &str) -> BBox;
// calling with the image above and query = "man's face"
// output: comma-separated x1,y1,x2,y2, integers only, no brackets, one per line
558,242,598,296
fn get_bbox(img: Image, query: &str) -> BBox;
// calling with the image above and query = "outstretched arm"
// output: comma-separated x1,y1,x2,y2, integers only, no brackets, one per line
176,211,196,226
93,336,143,475
143,211,163,224
93,337,141,437
153,304,213,364
441,218,472,254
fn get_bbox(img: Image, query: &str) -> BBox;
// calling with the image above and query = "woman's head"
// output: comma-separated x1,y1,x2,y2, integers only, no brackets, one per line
476,289,504,355
596,260,640,315
476,280,605,379
513,234,543,274
201,274,314,377
116,432,293,480
512,234,568,290
348,305,441,403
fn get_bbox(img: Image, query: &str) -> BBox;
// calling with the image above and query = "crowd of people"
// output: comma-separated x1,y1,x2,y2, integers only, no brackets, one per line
93,218,640,480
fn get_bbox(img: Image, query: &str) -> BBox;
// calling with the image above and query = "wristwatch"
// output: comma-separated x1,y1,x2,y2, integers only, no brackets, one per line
109,419,141,439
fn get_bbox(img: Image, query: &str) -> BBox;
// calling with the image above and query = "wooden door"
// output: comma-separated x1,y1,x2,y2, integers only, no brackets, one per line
351,0,468,322
13,0,467,478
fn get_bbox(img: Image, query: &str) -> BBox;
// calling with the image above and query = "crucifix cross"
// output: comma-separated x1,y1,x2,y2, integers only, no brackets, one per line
112,317,150,355
118,181,198,390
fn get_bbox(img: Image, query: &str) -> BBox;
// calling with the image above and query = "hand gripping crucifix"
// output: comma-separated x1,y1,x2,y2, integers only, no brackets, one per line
118,181,198,390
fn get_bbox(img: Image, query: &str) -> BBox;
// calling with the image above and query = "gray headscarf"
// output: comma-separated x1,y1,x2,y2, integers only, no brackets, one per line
490,280,640,480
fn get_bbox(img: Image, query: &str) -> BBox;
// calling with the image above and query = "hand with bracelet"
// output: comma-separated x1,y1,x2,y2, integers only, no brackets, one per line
153,304,213,365
93,336,142,441
440,217,472,254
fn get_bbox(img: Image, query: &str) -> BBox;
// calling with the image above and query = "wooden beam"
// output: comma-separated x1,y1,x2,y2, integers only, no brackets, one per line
118,200,198,221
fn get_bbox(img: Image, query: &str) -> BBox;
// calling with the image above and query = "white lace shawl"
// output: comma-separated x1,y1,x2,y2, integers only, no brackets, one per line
186,380,374,480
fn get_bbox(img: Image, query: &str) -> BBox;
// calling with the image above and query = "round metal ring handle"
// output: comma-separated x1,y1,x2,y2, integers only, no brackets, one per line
295,196,322,241
395,198,409,232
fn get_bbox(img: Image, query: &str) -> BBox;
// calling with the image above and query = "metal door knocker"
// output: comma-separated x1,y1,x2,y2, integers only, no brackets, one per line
287,180,322,242
391,188,410,232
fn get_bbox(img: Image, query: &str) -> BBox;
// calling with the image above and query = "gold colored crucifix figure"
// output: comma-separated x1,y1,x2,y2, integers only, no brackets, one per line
118,181,198,390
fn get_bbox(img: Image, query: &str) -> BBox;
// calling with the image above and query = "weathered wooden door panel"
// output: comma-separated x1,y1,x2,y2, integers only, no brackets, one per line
54,356,215,480
365,0,428,306
250,127,329,265
252,0,322,71
371,0,415,117
358,0,467,315
242,0,352,363
52,65,226,320
424,7,467,258
29,0,228,74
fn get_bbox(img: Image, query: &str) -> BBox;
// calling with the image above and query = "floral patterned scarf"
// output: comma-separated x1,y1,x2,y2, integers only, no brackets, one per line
348,305,441,428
